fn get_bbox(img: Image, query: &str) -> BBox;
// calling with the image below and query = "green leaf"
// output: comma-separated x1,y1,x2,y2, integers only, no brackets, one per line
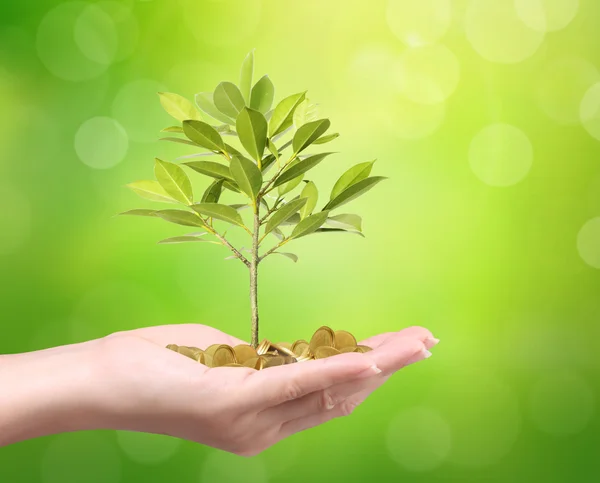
236,107,268,162
292,119,331,153
326,214,362,232
118,209,157,217
224,143,243,157
281,213,301,226
314,228,364,237
195,92,235,125
230,203,250,211
267,139,279,158
291,210,329,239
160,137,199,147
277,173,304,196
269,92,306,137
273,152,333,187
330,160,375,201
272,252,298,263
313,132,339,145
299,181,318,219
293,99,319,129
158,92,201,122
158,236,219,245
184,161,234,181
230,155,263,200
162,126,184,133
324,176,386,211
155,210,205,227
214,82,246,118
127,180,176,204
271,227,285,240
201,179,224,203
192,203,245,228
154,158,193,205
183,120,226,153
250,75,274,114
264,198,308,235
239,50,254,105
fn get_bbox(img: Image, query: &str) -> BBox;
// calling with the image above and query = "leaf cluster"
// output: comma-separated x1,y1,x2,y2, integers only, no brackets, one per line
122,51,386,264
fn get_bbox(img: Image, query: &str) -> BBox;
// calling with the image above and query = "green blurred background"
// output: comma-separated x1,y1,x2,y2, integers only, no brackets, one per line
1,0,599,481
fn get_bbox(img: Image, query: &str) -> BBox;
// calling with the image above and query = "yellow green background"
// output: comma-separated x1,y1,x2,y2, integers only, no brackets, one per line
1,0,599,481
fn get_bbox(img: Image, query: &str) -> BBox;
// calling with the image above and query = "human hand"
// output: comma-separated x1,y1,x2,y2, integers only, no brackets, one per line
0,324,438,453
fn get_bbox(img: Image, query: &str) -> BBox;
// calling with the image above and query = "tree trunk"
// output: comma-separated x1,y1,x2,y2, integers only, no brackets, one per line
250,205,260,348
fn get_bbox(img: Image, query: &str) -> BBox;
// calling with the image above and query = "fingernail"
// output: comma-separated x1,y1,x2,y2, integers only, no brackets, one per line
422,349,433,359
426,336,440,347
358,364,382,378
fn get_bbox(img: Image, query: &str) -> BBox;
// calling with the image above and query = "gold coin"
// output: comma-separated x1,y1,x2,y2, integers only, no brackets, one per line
242,356,263,370
270,342,296,358
334,330,357,350
309,327,335,353
296,348,314,362
263,355,286,368
177,346,198,360
356,345,373,353
202,353,213,367
339,346,359,353
166,344,179,351
223,363,244,367
212,345,237,367
276,341,293,350
314,346,341,359
233,344,258,363
256,339,271,355
291,339,309,355
204,344,223,357
283,355,297,365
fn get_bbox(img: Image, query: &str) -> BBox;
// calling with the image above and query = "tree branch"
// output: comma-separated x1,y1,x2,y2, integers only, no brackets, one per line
259,238,290,262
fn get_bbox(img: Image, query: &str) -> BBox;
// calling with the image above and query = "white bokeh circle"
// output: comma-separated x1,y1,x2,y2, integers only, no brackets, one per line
577,217,600,269
386,0,453,46
75,116,128,169
36,2,117,81
116,431,181,464
529,371,595,434
426,369,521,467
536,58,599,125
465,0,545,64
96,1,139,61
41,433,121,483
0,183,31,255
200,450,268,483
580,83,600,141
394,44,460,105
387,407,451,471
111,79,168,143
515,0,579,33
469,123,533,186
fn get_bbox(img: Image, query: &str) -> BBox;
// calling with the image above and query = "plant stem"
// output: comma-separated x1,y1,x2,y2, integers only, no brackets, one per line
250,202,260,348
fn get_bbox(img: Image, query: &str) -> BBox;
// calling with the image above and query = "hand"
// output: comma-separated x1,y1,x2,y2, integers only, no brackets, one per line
0,324,438,453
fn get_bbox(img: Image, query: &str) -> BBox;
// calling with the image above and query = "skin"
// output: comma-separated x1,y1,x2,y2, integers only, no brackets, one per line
0,324,438,455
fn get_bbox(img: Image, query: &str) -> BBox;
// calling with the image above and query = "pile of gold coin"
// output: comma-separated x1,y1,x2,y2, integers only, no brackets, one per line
166,326,372,370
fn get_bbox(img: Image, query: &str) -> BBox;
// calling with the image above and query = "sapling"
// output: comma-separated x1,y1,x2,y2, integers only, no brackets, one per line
121,51,385,353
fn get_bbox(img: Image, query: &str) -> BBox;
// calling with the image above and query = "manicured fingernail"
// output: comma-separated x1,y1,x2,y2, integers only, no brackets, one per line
358,364,381,378
422,349,433,359
426,337,440,347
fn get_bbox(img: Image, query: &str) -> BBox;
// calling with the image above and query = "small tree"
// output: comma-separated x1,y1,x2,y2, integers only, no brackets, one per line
122,51,385,348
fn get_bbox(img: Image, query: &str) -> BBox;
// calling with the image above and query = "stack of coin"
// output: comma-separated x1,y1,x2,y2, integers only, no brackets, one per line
166,326,372,370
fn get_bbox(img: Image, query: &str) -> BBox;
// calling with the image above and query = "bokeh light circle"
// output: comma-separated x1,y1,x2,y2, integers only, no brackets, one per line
116,431,181,464
111,79,167,143
348,44,399,95
465,0,545,64
469,123,533,186
426,369,521,467
75,116,128,169
536,58,599,124
181,0,262,47
577,217,600,269
96,1,139,61
386,0,452,46
515,0,579,33
41,433,121,483
200,450,268,483
0,183,31,255
394,44,460,105
36,2,117,81
529,371,595,434
382,96,446,139
580,82,600,141
387,407,451,471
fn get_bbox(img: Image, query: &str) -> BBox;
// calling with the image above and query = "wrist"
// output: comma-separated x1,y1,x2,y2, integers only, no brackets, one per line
0,340,104,446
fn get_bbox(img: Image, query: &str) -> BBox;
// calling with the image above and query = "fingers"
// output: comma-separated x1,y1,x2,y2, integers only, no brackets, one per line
359,326,438,350
119,324,248,348
244,352,380,410
262,337,426,424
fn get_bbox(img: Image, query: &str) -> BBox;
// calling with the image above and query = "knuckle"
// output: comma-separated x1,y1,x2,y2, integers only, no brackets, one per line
283,381,303,401
318,390,335,411
339,399,360,417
